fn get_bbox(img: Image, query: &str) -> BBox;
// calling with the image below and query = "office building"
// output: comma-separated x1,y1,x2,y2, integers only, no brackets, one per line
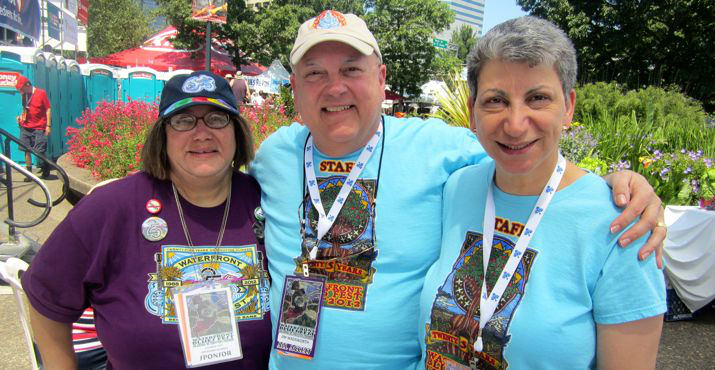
440,0,485,41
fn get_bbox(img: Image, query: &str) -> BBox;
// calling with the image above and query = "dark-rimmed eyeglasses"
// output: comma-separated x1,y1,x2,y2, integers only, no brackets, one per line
167,111,231,131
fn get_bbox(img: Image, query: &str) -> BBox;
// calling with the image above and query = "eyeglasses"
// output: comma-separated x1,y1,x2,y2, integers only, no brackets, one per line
167,111,231,131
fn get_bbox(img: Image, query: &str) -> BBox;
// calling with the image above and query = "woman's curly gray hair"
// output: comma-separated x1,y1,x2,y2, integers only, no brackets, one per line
466,16,577,103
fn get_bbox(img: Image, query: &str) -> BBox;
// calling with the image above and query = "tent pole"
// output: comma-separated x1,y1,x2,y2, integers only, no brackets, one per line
205,22,211,71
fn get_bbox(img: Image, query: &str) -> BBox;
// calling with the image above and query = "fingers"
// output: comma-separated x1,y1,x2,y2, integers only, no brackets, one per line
654,237,664,269
636,218,666,269
606,172,632,208
617,191,661,246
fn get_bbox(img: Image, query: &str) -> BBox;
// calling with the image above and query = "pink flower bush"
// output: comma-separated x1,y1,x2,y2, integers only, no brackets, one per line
67,98,296,181
67,100,158,180
240,98,296,151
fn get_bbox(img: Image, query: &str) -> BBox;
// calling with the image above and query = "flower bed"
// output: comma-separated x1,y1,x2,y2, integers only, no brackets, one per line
66,99,295,181
67,100,157,180
240,98,296,151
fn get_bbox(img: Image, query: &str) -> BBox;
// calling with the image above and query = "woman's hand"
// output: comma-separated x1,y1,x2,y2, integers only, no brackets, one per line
604,170,665,268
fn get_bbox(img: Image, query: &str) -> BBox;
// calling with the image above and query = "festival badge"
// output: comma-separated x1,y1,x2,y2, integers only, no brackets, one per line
274,275,326,360
173,281,243,367
142,217,168,242
146,198,162,214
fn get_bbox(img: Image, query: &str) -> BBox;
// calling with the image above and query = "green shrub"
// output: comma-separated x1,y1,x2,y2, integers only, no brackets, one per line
275,84,296,118
560,123,598,164
575,82,714,156
639,151,715,206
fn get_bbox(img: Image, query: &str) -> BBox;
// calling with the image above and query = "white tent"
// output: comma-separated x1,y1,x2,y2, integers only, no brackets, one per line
245,59,290,94
417,80,448,104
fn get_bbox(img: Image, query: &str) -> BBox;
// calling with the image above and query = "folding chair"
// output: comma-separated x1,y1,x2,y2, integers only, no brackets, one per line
0,257,40,370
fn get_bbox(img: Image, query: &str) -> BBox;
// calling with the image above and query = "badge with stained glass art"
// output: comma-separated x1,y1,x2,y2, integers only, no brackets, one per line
275,275,326,360
142,216,168,241
146,198,162,214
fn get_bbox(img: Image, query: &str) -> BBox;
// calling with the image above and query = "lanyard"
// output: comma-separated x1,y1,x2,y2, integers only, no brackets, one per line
303,119,384,260
23,88,35,109
474,153,566,352
172,179,232,281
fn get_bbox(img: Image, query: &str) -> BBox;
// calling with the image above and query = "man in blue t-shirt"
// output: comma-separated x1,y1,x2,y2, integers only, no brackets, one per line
251,10,667,370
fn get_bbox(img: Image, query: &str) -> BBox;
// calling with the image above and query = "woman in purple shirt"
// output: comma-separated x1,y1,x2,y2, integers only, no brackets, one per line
22,71,271,369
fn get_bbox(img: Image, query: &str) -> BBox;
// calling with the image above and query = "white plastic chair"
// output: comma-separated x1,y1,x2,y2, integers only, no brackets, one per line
0,257,40,369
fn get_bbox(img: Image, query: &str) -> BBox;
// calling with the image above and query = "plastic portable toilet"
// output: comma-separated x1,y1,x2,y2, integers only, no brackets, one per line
45,56,62,159
58,59,78,154
120,67,163,104
0,49,36,164
32,52,53,92
66,63,85,131
80,64,118,110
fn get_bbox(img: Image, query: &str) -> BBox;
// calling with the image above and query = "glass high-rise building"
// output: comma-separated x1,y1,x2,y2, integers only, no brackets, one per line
441,0,485,40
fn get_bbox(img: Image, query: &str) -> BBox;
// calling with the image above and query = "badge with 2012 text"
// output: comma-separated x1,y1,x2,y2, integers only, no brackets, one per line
274,275,326,360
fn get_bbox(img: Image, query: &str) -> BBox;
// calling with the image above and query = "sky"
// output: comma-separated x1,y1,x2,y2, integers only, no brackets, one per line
481,0,528,35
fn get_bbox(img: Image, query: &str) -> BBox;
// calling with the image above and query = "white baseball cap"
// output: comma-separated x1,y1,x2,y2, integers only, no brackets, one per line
290,10,382,66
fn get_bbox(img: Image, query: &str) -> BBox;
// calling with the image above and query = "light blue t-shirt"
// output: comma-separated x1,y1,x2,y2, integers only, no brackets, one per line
251,115,487,369
418,162,666,369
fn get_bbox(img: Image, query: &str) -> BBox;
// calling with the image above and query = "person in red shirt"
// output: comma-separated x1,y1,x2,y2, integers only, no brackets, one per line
15,75,52,180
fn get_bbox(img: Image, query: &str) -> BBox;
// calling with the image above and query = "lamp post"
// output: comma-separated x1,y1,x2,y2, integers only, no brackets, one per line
205,22,211,71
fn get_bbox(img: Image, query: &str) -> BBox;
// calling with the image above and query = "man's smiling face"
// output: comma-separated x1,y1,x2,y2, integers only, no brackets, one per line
291,41,386,157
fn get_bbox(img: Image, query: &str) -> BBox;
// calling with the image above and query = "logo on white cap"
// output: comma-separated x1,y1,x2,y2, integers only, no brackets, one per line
313,10,346,30
182,75,216,93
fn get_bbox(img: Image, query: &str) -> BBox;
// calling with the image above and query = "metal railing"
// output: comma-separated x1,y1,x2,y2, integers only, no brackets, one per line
0,127,70,238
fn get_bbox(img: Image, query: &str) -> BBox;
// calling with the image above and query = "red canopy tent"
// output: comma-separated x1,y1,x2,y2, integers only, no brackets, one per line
385,90,403,101
90,26,266,76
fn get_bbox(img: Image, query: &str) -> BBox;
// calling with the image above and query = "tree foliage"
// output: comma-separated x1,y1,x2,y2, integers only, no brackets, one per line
517,0,715,111
154,0,256,67
87,0,153,57
431,49,462,81
155,0,364,68
366,0,454,97
449,24,478,62
156,0,454,98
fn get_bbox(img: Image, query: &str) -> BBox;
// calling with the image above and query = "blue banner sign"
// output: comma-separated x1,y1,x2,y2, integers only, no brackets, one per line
47,1,61,40
0,0,41,40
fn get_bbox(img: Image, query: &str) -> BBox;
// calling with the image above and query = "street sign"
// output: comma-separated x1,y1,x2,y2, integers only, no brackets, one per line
433,38,449,49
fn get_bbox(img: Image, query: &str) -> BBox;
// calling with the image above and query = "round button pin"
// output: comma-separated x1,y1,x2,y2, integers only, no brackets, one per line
142,217,168,242
146,199,162,214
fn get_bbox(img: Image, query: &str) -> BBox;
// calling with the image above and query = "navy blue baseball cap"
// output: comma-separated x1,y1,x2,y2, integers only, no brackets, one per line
158,71,239,118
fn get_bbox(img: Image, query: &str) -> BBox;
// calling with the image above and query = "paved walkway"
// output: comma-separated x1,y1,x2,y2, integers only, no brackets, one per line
0,168,713,369
0,171,73,370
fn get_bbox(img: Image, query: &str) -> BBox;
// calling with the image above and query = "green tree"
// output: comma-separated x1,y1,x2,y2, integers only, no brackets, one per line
366,0,454,97
430,49,462,81
517,0,715,111
274,0,366,15
155,0,365,68
154,0,258,67
156,0,454,97
449,24,478,62
88,0,153,57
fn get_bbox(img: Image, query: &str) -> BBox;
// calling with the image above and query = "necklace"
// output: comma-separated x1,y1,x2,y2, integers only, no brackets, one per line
172,178,232,248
